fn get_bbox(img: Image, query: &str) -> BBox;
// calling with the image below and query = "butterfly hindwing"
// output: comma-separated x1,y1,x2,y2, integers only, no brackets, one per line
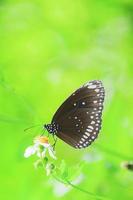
51,80,105,149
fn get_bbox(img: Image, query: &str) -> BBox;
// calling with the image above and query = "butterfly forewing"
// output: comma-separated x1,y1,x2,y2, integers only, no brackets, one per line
51,80,105,149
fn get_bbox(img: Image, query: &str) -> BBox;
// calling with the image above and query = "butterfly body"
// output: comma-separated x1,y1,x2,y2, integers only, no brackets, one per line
44,80,105,149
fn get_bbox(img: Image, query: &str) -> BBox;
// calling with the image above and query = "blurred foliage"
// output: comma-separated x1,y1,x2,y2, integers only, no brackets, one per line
0,0,133,200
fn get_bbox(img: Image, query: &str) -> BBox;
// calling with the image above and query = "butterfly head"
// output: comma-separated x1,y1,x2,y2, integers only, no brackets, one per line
44,123,58,134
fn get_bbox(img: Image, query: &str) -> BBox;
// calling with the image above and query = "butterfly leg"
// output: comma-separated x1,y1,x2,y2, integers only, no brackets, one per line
47,132,50,138
52,135,57,150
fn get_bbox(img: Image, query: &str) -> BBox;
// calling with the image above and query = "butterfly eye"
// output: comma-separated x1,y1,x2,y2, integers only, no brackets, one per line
45,80,105,149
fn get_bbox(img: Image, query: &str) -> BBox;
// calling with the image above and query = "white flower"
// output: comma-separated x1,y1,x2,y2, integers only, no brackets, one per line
24,146,36,158
24,136,56,159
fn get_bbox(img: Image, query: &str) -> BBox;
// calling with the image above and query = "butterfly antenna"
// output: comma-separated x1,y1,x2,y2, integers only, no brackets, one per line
24,124,43,132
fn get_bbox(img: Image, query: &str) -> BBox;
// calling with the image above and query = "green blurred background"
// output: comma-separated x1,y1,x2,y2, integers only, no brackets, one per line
0,0,133,199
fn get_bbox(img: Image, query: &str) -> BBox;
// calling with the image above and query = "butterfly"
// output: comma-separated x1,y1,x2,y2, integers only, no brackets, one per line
44,80,105,149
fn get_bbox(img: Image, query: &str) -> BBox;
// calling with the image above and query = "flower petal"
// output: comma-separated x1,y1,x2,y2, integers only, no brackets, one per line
24,146,36,158
42,143,50,148
48,146,57,159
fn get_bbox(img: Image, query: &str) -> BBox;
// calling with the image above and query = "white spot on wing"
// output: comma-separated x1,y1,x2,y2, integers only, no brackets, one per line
95,89,100,93
88,126,94,130
87,129,92,132
91,121,95,124
83,135,88,139
87,84,97,89
85,132,90,136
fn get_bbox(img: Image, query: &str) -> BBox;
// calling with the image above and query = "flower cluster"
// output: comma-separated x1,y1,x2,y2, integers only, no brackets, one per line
24,135,56,159
24,135,56,175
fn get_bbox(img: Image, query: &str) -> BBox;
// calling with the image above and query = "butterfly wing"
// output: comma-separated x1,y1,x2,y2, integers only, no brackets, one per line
52,80,105,149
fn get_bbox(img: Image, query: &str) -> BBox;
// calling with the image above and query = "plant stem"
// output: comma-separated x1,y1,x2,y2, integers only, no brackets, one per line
66,180,110,200
52,175,110,200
